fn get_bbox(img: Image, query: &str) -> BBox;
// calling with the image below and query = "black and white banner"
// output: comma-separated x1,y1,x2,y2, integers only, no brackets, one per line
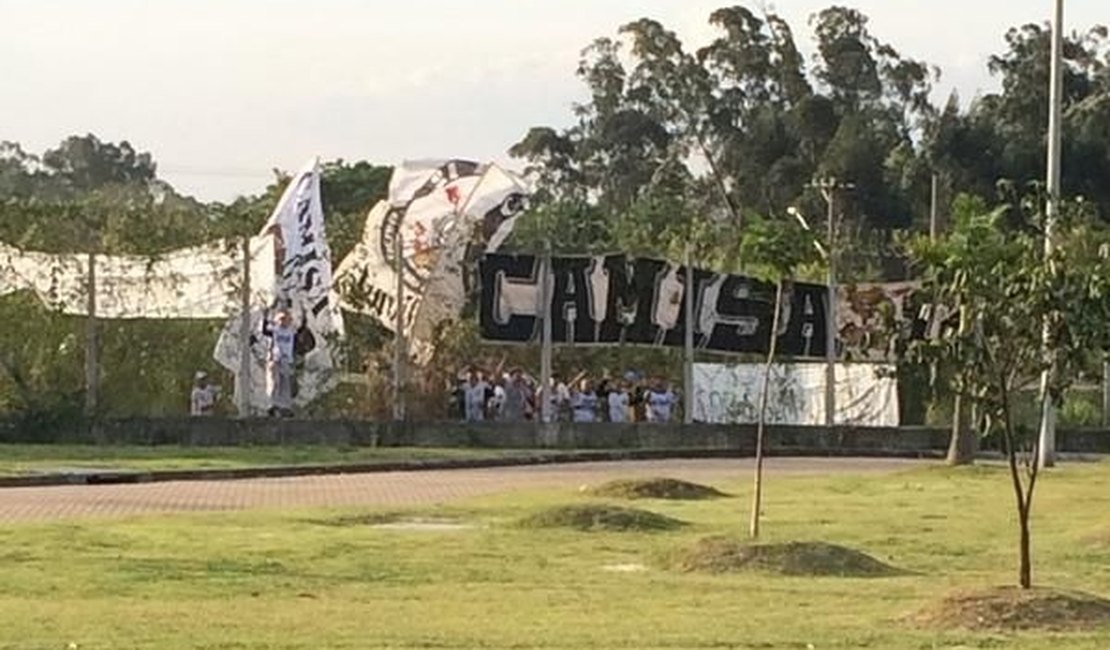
479,253,831,358
336,160,529,359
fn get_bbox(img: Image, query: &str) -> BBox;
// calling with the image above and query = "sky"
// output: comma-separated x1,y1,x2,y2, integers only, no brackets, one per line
1,0,1102,202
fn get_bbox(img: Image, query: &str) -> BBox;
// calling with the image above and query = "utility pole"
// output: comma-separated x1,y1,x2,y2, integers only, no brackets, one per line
1038,0,1064,469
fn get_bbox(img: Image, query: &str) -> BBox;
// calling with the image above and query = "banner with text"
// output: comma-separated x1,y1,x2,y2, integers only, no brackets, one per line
478,252,831,358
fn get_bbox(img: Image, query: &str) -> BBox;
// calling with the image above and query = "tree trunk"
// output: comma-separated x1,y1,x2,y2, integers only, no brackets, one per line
1000,381,1034,589
1019,503,1033,589
946,394,978,465
750,280,784,539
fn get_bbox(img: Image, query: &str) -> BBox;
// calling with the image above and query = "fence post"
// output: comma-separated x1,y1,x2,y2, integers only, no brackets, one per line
392,232,406,421
683,244,695,424
84,250,99,417
540,240,553,428
237,236,252,418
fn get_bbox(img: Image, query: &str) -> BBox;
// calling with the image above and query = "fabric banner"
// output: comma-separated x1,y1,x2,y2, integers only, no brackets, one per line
213,160,345,411
0,238,275,320
334,160,528,360
408,164,530,361
693,362,899,426
335,160,484,334
479,252,831,358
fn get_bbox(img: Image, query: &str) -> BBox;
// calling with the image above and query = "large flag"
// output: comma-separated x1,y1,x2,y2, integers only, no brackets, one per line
214,160,345,412
334,160,483,335
334,160,530,361
408,164,531,360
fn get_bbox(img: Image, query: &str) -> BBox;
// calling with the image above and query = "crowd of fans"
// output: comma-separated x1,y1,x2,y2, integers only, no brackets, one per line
450,367,680,424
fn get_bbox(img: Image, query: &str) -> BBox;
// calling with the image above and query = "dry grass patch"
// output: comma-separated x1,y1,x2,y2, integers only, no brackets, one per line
668,537,903,577
587,477,728,500
516,504,685,532
910,586,1110,632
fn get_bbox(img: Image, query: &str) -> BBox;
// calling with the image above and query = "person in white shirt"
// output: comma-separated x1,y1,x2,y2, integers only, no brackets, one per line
489,377,507,420
464,371,490,422
190,371,219,416
570,379,598,423
645,377,676,423
608,381,630,423
265,308,297,417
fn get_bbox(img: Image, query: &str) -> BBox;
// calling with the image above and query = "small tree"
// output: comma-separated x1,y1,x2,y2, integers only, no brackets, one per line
741,216,821,539
897,200,1110,588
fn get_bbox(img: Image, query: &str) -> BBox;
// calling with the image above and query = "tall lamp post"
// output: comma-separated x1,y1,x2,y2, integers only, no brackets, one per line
1038,0,1064,469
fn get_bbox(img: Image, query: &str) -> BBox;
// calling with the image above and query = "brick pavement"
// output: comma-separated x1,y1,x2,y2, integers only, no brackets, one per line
0,457,925,523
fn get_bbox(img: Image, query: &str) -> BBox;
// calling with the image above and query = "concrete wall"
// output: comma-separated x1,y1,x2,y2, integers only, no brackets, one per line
1,416,1106,454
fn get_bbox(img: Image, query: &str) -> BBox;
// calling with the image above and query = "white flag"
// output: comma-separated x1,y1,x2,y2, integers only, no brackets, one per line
333,160,484,334
408,164,531,360
214,159,345,412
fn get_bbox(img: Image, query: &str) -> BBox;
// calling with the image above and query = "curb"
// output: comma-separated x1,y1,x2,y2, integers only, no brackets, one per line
0,447,947,489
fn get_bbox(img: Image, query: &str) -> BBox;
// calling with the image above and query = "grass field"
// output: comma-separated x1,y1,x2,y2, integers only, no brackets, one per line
0,444,546,476
0,461,1108,648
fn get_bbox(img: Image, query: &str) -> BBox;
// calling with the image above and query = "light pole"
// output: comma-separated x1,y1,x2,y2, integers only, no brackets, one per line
1038,0,1064,469
809,178,853,427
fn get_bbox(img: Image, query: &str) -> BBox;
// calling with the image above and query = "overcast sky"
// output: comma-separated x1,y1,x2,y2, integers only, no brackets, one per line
1,0,1101,202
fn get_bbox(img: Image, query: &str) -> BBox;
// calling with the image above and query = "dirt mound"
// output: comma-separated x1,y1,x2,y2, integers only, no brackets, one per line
911,586,1110,632
587,478,728,500
668,537,902,577
314,512,402,527
517,504,685,532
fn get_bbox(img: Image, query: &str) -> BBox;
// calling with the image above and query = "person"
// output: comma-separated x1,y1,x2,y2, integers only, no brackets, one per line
489,375,507,420
189,371,219,416
537,375,570,423
569,378,598,423
264,308,297,417
645,377,676,423
464,370,490,422
608,380,630,423
500,368,529,422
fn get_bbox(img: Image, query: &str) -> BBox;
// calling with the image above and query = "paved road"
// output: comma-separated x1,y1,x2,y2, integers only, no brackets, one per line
0,457,926,523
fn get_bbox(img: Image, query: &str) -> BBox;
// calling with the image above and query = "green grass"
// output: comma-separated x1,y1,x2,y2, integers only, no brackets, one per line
0,461,1108,648
0,444,548,476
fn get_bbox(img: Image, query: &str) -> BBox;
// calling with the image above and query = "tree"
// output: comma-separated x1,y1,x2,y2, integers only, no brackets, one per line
740,215,821,539
511,4,942,281
896,198,1110,588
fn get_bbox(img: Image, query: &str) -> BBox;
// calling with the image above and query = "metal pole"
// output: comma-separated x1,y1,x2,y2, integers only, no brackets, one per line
824,184,837,427
84,250,98,417
1038,0,1064,469
237,236,252,418
540,240,553,424
683,244,695,424
393,232,406,421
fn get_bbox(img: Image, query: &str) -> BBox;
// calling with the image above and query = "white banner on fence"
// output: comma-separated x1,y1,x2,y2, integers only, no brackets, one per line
0,238,276,320
693,362,899,426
